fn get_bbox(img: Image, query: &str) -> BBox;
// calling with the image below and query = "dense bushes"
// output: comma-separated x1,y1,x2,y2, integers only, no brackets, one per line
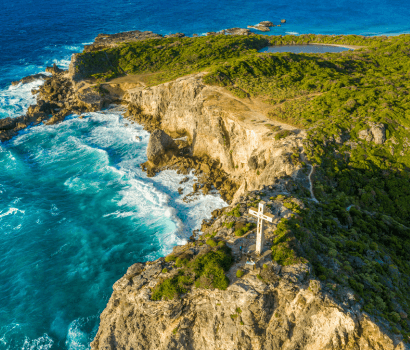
234,223,256,236
76,35,268,84
151,245,233,301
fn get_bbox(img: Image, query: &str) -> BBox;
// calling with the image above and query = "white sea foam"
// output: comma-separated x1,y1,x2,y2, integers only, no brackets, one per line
0,207,25,218
5,108,226,265
0,79,44,119
21,334,54,350
285,31,299,35
65,317,98,350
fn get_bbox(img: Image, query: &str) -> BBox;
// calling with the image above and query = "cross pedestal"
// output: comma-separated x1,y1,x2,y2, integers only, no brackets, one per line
249,201,274,255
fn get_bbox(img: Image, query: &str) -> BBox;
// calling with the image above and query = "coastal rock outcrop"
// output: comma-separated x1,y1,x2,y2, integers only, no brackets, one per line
91,211,408,350
125,73,304,199
11,73,48,86
146,129,178,165
83,30,162,52
225,28,252,36
259,21,274,27
45,63,64,75
247,25,271,32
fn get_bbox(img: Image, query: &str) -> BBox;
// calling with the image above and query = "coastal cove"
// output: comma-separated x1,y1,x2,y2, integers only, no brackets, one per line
0,108,226,348
1,4,410,349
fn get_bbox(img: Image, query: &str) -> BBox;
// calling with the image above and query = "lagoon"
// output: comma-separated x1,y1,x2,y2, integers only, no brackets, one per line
259,44,352,54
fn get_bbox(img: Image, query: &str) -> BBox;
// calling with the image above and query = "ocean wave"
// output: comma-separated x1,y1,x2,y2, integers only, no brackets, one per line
0,207,25,219
0,79,44,119
21,334,54,350
65,316,98,350
0,109,227,349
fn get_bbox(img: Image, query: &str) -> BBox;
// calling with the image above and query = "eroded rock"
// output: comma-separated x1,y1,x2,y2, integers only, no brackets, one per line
146,129,178,165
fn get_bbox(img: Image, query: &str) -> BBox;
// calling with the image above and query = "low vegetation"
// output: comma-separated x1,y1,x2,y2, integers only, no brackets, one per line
152,245,233,301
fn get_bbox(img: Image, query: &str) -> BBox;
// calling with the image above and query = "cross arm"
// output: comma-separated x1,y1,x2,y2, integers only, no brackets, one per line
261,213,274,222
249,207,259,216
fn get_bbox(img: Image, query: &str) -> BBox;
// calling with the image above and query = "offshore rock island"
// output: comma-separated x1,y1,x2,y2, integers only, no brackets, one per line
4,29,410,349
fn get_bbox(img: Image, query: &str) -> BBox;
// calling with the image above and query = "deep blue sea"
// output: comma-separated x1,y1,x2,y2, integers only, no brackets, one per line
1,0,410,348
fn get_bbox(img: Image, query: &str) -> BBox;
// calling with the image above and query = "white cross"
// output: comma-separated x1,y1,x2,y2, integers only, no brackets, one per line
249,201,274,255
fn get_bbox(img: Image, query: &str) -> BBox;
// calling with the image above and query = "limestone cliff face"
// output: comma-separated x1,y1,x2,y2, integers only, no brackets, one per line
91,256,406,350
126,74,305,199
91,75,409,350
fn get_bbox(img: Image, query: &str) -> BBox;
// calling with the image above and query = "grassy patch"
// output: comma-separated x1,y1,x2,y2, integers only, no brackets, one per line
236,269,244,278
235,222,257,237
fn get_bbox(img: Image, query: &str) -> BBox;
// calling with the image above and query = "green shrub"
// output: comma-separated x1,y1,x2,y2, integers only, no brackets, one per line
151,273,193,301
152,246,233,300
165,254,177,263
175,257,190,267
223,221,235,229
206,239,217,247
275,130,293,140
225,205,241,217
235,223,256,237
162,268,168,274
390,312,401,323
236,307,242,314
236,269,244,278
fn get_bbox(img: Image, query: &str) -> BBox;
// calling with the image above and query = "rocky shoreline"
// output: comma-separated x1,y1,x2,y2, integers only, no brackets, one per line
2,29,409,350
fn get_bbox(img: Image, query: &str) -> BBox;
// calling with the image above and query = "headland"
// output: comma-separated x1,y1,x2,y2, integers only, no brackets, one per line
3,28,410,349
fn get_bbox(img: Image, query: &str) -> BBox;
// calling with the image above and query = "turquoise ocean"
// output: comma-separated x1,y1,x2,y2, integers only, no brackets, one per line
1,0,410,348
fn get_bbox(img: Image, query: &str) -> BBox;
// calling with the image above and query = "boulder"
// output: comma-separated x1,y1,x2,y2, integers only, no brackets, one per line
370,123,386,144
259,21,274,27
146,129,178,165
247,25,270,32
358,123,386,144
225,28,252,36
358,128,372,142
281,19,286,23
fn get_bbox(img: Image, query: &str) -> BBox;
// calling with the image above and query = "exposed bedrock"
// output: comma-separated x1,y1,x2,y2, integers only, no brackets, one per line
91,256,407,350
125,73,305,200
146,129,179,165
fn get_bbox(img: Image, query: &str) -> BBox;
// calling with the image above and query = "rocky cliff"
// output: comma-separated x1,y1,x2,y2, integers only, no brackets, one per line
91,263,405,350
6,31,409,349
92,73,408,349
125,73,305,201
91,193,407,350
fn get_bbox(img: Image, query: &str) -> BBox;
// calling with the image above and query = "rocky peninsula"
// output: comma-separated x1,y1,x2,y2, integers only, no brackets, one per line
3,29,410,349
